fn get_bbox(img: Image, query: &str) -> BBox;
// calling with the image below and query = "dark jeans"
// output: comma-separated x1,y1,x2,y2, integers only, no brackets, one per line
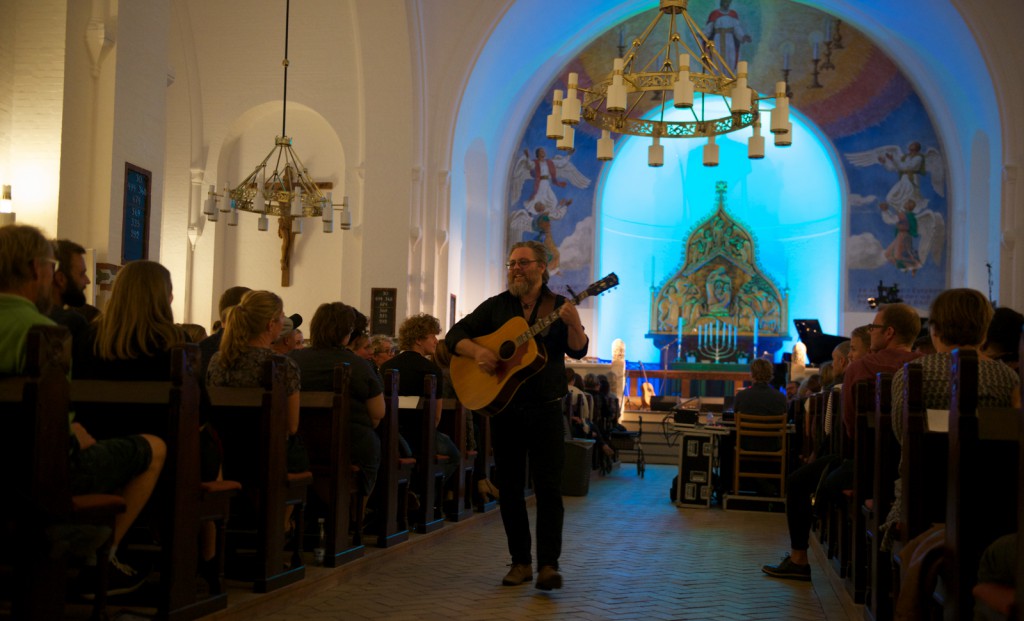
491,399,565,568
785,454,853,551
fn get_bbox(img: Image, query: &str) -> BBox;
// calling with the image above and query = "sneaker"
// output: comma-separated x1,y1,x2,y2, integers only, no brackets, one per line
761,555,812,581
535,565,563,591
79,556,148,600
501,563,533,586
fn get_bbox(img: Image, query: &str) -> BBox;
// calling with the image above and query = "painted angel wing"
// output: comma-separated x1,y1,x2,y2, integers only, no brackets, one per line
844,145,902,168
551,154,592,189
507,208,533,245
507,152,534,206
924,148,946,197
915,209,946,267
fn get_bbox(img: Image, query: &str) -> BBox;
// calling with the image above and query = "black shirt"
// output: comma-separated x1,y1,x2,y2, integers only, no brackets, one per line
445,285,588,406
380,350,444,398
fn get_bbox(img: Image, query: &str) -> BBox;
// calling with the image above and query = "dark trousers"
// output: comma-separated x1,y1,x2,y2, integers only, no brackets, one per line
491,399,565,568
785,454,842,551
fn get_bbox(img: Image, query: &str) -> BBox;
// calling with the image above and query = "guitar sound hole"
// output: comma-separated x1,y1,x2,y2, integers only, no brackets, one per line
498,341,516,360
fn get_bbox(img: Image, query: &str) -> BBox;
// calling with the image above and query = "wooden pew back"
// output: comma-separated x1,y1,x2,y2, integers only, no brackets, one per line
298,363,364,566
944,349,1020,620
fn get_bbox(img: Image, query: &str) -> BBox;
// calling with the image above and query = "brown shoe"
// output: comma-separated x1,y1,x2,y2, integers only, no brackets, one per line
501,563,533,586
535,565,563,590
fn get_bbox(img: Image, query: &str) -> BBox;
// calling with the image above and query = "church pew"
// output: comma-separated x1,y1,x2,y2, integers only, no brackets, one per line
371,370,414,547
438,398,475,522
943,349,1019,620
70,344,240,620
298,362,365,567
473,411,499,513
397,375,447,534
846,377,884,604
205,355,311,593
864,373,897,621
0,325,126,620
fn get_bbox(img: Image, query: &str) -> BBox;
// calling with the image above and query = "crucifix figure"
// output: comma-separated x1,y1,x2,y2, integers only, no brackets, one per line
278,215,296,287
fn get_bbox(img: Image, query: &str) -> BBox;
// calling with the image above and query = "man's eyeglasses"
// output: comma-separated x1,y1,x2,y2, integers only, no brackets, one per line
505,259,540,269
865,323,889,331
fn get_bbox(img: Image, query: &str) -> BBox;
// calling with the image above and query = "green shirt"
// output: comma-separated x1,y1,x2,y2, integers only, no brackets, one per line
0,293,74,430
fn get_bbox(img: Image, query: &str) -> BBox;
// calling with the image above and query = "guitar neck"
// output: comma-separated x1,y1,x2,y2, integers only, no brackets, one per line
515,290,590,347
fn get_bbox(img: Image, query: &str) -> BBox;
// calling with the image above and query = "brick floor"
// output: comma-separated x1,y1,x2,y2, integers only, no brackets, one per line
187,463,860,621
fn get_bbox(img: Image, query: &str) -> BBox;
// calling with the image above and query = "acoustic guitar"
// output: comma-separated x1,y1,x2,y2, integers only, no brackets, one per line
450,273,619,415
639,360,655,411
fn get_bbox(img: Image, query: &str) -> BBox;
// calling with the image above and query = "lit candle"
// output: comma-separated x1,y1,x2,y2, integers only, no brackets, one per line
813,42,820,60
783,51,790,71
825,19,832,40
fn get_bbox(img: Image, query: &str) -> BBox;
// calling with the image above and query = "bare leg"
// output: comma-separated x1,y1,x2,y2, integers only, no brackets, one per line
112,434,166,548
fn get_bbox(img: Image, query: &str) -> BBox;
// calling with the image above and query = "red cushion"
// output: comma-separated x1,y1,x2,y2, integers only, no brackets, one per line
72,493,126,518
972,583,1014,616
201,479,242,494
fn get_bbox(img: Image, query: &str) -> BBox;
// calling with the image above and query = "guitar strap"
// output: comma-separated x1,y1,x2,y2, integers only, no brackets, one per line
532,289,557,336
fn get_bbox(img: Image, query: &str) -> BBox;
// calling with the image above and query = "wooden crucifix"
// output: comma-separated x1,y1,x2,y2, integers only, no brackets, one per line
270,180,333,287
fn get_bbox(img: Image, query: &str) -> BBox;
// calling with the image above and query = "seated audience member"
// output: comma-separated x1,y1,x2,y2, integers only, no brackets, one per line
796,373,822,401
178,323,208,344
785,381,800,401
207,290,309,477
380,313,460,484
271,313,304,355
71,260,223,582
348,332,373,361
881,289,1020,549
718,358,788,496
368,334,396,376
198,285,251,380
0,224,166,598
290,302,385,495
292,328,305,350
849,325,871,361
763,303,923,581
48,239,92,341
564,370,612,460
912,333,936,354
981,306,1024,371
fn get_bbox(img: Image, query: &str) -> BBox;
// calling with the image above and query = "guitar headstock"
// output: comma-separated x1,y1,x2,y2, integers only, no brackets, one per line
572,273,619,305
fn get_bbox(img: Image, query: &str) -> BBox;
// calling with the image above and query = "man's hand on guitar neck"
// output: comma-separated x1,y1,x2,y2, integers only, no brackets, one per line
454,338,500,375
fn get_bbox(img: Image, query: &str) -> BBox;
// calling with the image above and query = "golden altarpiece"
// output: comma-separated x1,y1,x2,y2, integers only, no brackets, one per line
646,182,788,368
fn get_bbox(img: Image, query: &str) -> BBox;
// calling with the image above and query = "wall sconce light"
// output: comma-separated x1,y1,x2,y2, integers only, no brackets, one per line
0,185,14,226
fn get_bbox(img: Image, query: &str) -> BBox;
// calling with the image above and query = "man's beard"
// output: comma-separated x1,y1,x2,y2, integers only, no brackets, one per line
62,284,86,308
507,274,534,298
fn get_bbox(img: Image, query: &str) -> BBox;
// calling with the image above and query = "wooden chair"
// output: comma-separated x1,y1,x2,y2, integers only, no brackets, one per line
372,369,414,547
943,349,1019,620
299,362,365,567
0,325,126,621
731,411,788,503
205,355,312,593
70,343,241,619
398,375,447,534
438,398,475,522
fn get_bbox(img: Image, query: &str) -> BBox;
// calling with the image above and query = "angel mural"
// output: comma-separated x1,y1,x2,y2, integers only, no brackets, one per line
508,147,591,275
846,141,946,274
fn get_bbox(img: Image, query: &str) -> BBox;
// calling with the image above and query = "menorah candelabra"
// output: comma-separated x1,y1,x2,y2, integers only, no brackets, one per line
697,320,738,363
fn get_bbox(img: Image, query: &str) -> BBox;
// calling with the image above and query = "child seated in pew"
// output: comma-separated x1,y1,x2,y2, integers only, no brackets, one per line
0,225,166,599
71,260,224,586
883,288,1020,550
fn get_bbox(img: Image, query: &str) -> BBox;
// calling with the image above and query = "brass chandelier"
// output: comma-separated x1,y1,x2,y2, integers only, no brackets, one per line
548,0,792,167
202,0,350,233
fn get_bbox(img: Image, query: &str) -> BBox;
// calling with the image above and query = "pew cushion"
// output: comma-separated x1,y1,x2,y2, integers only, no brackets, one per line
71,494,127,519
972,583,1014,617
201,480,242,495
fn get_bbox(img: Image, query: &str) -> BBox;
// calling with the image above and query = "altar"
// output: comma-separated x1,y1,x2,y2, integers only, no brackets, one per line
645,182,788,369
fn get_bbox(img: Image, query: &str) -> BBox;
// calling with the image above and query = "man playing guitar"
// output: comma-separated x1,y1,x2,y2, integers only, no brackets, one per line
444,241,588,591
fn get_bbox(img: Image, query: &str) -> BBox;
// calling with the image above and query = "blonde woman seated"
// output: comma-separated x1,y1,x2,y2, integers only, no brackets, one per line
206,290,309,476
